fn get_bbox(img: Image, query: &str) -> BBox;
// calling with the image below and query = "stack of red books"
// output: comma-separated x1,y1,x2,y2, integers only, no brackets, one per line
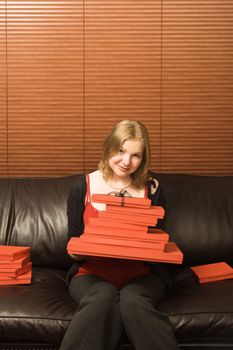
191,261,233,283
0,245,32,285
67,194,183,264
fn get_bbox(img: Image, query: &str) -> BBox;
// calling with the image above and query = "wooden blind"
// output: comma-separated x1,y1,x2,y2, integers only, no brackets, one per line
162,0,233,174
5,0,84,177
84,0,161,173
0,0,233,177
0,1,7,177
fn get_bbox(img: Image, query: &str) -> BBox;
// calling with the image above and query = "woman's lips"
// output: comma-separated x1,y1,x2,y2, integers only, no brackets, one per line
118,165,130,172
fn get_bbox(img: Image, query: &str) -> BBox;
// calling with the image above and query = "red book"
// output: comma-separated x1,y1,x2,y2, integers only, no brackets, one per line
67,237,183,264
84,232,169,244
98,211,158,226
92,194,151,208
0,255,30,268
147,229,170,242
0,262,32,278
85,225,140,237
71,235,166,251
106,205,165,219
191,262,233,284
84,226,169,243
0,245,31,261
0,270,32,285
148,227,164,233
200,275,233,283
87,217,148,233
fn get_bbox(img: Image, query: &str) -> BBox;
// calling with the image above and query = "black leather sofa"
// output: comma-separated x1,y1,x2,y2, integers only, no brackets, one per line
0,173,232,350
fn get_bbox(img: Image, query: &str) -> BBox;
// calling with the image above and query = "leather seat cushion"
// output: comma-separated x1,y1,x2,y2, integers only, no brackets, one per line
1,265,233,346
158,266,233,343
0,267,76,345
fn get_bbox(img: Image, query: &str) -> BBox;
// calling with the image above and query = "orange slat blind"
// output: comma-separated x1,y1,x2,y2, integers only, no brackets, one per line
0,0,232,177
0,1,7,176
84,0,162,173
162,0,233,175
6,0,84,177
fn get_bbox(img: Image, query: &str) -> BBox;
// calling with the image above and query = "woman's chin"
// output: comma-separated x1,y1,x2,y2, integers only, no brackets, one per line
113,170,130,179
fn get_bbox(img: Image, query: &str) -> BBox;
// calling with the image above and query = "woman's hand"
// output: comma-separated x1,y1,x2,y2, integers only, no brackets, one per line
69,253,90,261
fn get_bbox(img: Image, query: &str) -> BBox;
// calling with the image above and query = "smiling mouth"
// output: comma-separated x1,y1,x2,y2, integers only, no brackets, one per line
119,166,129,171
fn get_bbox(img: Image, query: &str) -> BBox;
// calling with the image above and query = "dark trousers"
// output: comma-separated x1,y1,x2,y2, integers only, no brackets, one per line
59,273,179,350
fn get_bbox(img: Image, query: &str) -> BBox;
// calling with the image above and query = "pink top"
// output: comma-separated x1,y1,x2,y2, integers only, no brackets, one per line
76,175,151,289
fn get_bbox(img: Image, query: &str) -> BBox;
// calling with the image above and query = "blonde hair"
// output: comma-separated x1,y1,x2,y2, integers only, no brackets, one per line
98,120,151,189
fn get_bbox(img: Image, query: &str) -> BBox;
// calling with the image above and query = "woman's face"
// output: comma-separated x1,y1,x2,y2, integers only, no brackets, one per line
108,139,144,180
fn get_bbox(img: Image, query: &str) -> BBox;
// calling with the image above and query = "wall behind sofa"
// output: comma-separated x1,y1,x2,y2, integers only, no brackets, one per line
0,0,232,177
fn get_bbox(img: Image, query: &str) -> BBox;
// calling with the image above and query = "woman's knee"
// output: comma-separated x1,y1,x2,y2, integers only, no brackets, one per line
120,278,165,316
88,281,119,305
81,282,120,321
69,275,118,304
120,285,141,316
78,280,119,312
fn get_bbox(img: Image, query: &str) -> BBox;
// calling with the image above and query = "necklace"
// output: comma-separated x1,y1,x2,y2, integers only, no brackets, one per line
105,177,132,191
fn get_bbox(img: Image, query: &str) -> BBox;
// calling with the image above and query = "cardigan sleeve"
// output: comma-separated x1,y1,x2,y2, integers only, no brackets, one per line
67,175,86,238
147,175,166,230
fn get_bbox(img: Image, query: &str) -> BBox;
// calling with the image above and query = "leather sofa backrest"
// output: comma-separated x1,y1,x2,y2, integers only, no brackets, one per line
156,173,233,266
0,173,232,269
0,175,80,269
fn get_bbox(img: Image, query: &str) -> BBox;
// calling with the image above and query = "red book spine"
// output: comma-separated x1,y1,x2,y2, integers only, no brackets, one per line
84,226,169,243
91,194,151,208
87,217,148,233
73,235,166,251
67,238,183,264
0,278,32,285
0,255,30,268
0,245,31,261
0,270,32,284
84,232,169,243
199,274,233,283
98,211,158,226
106,205,164,219
85,225,145,237
0,262,32,278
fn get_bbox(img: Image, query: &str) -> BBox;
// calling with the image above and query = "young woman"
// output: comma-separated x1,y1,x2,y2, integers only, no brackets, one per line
60,120,179,350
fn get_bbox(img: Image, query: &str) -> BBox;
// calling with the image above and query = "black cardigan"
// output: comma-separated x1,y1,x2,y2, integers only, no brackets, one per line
66,173,166,239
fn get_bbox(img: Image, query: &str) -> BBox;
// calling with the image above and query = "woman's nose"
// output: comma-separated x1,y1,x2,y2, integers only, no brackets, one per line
122,154,130,166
